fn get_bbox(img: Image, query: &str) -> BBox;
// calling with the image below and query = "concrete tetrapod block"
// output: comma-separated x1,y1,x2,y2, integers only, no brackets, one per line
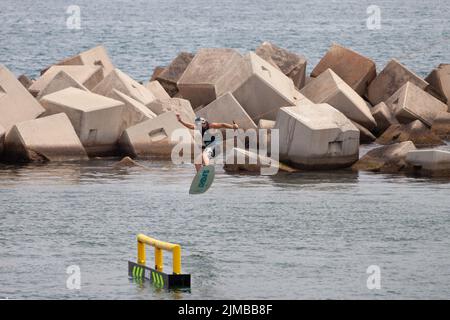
224,147,272,173
177,48,243,108
431,112,450,139
352,141,416,173
155,52,194,97
119,111,191,158
311,43,376,96
30,65,103,96
0,65,45,131
42,45,114,78
405,150,450,173
113,156,150,169
107,89,156,131
258,119,276,129
93,68,156,107
300,68,377,129
257,119,276,150
275,104,360,169
367,59,428,105
148,98,195,123
18,74,33,89
4,113,88,162
150,66,166,82
145,81,171,100
376,120,444,148
39,87,125,156
364,100,373,109
293,90,314,107
224,52,299,123
37,70,88,99
255,41,307,89
196,93,257,130
385,82,448,126
351,121,376,144
425,64,450,106
371,102,399,135
223,147,298,174
0,125,5,155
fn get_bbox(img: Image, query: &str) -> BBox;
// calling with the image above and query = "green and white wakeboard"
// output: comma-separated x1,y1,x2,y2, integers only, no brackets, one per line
189,165,215,195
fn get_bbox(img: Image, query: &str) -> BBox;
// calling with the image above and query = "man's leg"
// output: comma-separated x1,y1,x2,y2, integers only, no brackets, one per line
202,150,210,166
194,149,203,172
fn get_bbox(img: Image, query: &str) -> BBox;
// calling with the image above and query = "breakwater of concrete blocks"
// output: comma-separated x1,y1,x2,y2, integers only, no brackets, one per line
1,43,450,176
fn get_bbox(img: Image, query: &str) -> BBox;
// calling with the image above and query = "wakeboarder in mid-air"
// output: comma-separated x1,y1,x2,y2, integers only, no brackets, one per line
176,113,239,194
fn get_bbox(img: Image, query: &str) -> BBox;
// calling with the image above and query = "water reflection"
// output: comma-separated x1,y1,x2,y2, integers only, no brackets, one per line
128,278,190,300
0,159,148,186
1,158,449,190
268,169,359,186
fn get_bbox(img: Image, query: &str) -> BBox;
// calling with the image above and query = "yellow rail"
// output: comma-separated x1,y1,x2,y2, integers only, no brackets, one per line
137,234,182,274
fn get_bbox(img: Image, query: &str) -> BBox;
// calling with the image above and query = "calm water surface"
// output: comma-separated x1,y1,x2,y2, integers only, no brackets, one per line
1,0,450,299
1,0,450,80
1,158,450,299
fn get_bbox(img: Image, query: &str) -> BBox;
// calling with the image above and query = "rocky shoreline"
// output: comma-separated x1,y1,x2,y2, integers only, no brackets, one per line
1,43,450,177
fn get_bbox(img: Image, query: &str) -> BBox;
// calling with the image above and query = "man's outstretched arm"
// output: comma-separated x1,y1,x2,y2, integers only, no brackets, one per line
209,122,239,130
176,113,195,130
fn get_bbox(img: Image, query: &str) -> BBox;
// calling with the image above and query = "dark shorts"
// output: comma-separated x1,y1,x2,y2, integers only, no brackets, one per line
203,141,218,159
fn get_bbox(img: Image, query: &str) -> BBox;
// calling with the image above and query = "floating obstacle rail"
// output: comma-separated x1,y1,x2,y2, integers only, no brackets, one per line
128,234,191,289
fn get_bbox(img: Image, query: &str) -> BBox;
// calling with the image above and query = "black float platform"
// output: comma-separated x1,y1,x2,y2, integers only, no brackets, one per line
128,261,191,289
